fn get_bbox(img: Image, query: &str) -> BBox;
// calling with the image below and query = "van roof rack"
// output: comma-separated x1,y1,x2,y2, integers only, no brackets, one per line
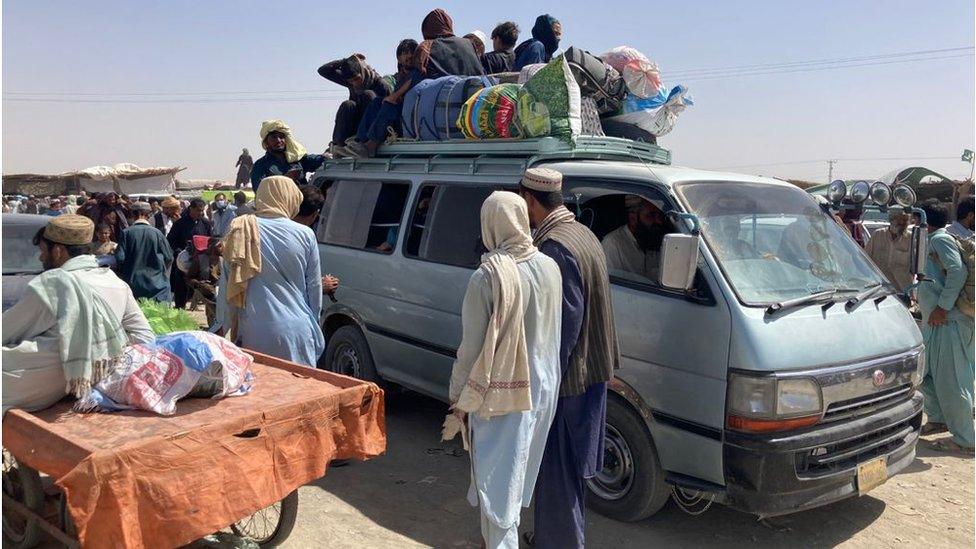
375,136,672,166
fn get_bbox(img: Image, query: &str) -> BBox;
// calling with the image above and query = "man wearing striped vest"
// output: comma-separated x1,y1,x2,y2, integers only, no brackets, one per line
518,167,620,548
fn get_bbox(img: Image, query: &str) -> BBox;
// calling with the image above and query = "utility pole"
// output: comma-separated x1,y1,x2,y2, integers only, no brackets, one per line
827,159,837,183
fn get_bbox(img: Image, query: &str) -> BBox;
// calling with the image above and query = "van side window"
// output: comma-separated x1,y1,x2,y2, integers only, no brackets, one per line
317,180,410,254
577,191,709,300
405,183,496,268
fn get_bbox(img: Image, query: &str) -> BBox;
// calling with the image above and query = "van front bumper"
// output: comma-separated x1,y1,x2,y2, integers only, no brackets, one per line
722,391,923,517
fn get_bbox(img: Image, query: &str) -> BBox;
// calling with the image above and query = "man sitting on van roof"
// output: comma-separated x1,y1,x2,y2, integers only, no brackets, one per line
601,195,668,283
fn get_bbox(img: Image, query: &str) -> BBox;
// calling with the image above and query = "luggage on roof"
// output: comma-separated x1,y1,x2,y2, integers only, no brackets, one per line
564,46,627,115
401,75,496,141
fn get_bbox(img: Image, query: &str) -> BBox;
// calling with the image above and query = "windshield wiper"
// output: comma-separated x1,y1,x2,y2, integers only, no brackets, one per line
766,288,860,316
845,283,893,312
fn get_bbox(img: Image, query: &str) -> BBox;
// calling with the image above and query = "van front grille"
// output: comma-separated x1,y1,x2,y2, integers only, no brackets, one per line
822,384,913,422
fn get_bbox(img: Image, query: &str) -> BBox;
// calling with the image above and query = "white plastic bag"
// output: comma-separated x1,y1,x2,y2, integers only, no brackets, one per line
600,46,662,99
604,85,694,137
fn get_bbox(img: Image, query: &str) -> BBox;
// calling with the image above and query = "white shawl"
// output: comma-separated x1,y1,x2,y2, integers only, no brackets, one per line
452,192,537,421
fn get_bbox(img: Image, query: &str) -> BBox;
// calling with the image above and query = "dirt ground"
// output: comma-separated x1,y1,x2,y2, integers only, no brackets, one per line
281,390,974,549
177,309,975,547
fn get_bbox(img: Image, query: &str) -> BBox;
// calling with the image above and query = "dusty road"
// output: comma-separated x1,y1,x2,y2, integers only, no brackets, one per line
282,390,974,549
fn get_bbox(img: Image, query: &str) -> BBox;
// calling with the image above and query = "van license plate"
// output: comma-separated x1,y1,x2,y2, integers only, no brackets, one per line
856,457,888,494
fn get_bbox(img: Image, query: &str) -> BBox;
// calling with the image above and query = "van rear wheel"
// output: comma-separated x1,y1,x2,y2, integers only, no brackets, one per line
321,325,382,385
586,397,670,522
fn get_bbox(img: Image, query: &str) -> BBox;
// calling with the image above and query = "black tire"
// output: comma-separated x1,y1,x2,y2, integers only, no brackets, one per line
586,397,671,522
320,325,383,385
230,490,299,547
2,452,44,549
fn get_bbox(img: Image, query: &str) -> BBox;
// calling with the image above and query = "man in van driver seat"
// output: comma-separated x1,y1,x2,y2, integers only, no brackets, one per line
601,195,668,283
518,168,620,548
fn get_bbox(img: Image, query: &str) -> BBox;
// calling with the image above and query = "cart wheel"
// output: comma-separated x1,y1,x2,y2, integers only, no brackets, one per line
230,490,298,547
58,494,77,538
2,451,44,549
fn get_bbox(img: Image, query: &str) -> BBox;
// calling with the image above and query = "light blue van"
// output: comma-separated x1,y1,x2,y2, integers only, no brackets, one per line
311,137,924,520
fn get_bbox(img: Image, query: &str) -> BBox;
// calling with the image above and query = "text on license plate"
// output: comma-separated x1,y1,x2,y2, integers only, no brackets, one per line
857,456,888,494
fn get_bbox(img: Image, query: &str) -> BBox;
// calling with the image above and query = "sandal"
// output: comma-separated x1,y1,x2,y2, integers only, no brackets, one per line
928,438,975,455
920,422,948,436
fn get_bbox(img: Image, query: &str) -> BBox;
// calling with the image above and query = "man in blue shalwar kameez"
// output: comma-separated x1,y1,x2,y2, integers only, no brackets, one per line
519,168,620,548
917,200,974,454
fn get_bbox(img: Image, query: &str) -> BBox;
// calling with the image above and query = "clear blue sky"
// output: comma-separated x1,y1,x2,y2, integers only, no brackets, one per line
3,0,974,183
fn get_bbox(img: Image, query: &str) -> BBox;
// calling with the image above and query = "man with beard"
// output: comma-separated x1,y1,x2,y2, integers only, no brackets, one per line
865,211,913,292
251,120,327,190
601,195,668,283
167,199,213,309
517,168,619,548
2,215,153,413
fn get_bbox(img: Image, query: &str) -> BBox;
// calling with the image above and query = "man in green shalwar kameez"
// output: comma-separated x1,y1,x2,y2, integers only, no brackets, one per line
917,201,974,454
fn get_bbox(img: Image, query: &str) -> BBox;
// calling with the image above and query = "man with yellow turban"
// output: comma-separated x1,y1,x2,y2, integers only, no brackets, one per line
250,120,327,191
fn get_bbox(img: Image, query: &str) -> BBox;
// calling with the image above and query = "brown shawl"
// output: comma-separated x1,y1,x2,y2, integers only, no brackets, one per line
415,9,454,74
534,206,620,396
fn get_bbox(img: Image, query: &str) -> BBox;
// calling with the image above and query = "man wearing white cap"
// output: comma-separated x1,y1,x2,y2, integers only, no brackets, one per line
517,167,619,548
3,215,153,414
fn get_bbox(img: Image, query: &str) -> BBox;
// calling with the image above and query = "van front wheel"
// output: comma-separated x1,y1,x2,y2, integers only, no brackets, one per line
321,326,381,385
586,397,670,522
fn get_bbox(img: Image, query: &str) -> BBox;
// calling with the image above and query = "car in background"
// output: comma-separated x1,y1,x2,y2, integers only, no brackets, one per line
2,214,50,311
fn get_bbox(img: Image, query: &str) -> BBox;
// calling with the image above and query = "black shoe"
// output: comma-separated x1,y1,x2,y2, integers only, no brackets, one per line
523,531,535,546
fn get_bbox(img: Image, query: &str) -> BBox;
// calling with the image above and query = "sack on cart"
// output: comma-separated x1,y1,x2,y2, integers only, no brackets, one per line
78,331,254,415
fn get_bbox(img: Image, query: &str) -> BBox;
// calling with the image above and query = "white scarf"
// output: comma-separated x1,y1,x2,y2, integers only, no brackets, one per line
452,192,537,419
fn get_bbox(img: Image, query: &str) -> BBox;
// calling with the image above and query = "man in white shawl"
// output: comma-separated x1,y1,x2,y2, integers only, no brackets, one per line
3,215,154,414
444,191,562,548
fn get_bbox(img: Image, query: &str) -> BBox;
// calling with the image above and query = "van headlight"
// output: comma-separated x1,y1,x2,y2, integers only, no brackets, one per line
727,374,823,433
911,349,926,386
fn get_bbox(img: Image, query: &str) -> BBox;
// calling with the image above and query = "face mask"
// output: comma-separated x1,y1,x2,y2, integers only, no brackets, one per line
216,200,227,209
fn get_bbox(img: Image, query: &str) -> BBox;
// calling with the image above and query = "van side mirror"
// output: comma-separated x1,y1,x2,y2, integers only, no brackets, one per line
910,225,926,276
660,234,700,291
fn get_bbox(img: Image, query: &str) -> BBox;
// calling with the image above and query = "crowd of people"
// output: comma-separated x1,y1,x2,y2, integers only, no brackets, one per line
313,8,562,160
1,7,973,545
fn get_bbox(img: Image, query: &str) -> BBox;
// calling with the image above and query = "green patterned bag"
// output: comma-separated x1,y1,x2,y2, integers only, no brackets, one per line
457,83,522,139
516,54,582,142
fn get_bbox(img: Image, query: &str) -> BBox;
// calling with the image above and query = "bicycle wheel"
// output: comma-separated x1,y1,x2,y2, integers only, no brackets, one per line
230,490,298,547
2,451,44,549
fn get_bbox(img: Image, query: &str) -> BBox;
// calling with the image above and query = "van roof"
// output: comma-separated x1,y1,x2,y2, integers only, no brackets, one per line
316,136,789,189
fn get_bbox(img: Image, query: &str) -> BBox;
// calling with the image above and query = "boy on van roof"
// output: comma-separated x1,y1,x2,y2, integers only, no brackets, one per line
318,54,393,156
482,21,519,74
349,9,484,158
513,14,561,71
518,167,619,548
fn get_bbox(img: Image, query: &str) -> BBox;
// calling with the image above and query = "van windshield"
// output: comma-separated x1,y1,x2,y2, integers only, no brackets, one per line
676,182,885,305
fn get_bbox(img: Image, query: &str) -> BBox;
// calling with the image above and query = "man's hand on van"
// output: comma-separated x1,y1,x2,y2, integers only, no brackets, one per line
928,306,948,327
323,275,340,294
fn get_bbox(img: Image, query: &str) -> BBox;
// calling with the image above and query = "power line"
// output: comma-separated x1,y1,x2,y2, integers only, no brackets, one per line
711,156,960,170
2,96,346,104
4,46,971,101
3,89,343,97
668,46,973,77
678,53,973,82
